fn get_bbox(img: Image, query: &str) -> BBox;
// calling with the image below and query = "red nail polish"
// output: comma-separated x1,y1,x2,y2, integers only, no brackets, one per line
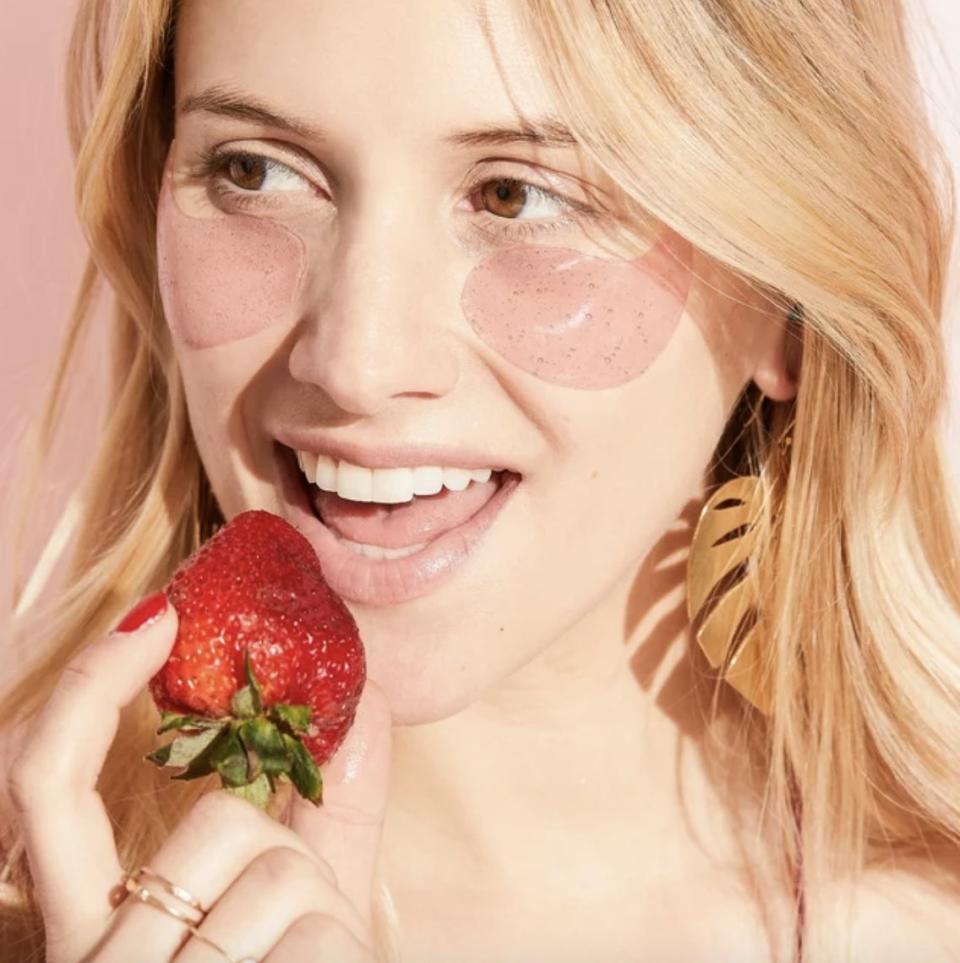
114,591,168,633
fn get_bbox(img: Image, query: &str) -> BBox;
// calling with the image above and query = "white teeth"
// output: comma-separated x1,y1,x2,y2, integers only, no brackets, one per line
338,537,429,559
298,450,318,484
315,454,338,490
411,466,444,496
336,462,373,502
371,467,415,504
441,467,472,491
295,449,502,504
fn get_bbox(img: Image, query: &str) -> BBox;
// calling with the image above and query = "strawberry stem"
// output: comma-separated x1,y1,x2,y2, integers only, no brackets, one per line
146,647,324,808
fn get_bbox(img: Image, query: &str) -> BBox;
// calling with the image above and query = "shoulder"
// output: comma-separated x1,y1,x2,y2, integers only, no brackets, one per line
837,849,960,963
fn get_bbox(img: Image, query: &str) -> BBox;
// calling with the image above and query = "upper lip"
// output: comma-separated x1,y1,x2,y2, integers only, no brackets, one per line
274,430,522,474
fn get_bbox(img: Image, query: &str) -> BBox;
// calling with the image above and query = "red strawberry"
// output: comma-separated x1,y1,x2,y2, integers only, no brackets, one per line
145,510,365,808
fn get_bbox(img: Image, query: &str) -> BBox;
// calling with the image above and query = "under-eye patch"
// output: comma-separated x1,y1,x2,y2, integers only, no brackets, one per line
156,165,308,349
460,230,692,389
157,143,692,384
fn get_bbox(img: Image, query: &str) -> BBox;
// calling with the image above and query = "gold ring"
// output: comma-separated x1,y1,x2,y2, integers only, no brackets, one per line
120,868,258,962
126,866,206,911
121,866,207,926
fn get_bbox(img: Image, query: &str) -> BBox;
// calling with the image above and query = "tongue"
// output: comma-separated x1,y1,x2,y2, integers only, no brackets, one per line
313,476,501,548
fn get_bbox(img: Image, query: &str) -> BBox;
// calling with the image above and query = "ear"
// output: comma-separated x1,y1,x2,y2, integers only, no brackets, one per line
751,303,802,402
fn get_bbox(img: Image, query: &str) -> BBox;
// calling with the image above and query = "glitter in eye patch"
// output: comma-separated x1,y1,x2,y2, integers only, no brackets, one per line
460,231,693,389
156,173,307,348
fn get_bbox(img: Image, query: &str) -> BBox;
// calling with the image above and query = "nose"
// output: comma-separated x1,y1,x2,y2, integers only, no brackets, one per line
288,215,461,416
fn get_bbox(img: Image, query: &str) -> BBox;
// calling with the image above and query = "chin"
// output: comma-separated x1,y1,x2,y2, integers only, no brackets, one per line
360,639,488,725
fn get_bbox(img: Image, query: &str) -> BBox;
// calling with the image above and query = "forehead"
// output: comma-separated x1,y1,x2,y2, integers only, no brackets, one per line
173,0,560,148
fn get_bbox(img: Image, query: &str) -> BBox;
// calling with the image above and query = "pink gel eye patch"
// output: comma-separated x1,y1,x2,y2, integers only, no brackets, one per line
156,174,307,349
460,232,692,389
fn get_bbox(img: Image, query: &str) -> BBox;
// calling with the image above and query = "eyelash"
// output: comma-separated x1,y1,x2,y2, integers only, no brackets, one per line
190,146,594,242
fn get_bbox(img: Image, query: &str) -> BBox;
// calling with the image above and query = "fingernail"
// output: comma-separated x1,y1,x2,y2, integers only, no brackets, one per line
114,590,168,633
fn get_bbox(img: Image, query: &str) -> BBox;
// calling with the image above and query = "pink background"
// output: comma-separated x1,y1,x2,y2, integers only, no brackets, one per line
1,1,958,606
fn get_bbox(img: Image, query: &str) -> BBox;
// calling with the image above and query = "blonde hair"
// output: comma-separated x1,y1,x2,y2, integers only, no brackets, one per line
2,1,959,960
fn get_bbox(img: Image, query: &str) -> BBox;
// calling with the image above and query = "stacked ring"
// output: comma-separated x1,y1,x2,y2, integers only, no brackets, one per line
119,867,259,963
121,866,207,926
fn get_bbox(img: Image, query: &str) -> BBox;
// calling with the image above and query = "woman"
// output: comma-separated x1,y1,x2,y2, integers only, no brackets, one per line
2,0,959,960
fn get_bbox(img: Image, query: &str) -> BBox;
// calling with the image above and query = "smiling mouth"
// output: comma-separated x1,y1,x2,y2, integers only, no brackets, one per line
282,443,519,558
273,441,522,605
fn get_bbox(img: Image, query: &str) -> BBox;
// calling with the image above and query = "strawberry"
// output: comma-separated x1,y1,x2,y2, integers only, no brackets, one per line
145,510,365,808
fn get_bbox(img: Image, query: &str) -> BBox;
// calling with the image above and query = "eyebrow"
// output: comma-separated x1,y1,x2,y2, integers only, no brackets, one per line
178,85,580,150
442,119,580,149
179,86,326,141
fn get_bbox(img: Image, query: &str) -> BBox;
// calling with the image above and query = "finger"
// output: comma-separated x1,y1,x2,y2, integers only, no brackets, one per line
172,846,369,963
102,790,366,960
264,913,372,963
285,679,392,926
8,592,177,946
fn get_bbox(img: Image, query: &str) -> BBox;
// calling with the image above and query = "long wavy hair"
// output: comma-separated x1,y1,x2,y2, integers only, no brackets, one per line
2,1,959,961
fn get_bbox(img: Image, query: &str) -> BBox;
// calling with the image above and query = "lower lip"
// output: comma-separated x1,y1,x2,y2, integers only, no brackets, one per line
277,445,522,606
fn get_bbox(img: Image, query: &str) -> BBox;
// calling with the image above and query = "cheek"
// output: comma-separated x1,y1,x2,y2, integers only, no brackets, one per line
460,232,692,389
156,182,306,349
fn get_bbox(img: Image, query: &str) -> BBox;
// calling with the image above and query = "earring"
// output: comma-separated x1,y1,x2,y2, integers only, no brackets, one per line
685,474,770,714
685,414,796,716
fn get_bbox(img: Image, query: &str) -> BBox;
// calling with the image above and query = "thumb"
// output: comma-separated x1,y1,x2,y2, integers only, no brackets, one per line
286,679,393,919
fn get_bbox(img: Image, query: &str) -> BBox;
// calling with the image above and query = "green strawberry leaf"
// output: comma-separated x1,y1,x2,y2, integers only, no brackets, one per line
244,648,263,711
238,718,291,777
224,772,272,809
156,712,227,734
209,729,250,788
282,733,323,805
230,685,258,720
169,725,235,781
230,649,264,719
145,742,174,766
146,727,223,769
270,703,312,734
157,712,190,733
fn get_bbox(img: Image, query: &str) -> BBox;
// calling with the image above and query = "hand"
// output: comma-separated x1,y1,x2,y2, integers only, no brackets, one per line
9,592,394,963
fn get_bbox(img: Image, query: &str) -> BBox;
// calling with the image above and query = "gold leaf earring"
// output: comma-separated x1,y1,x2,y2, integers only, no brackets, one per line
685,298,802,714
686,474,770,714
685,417,795,716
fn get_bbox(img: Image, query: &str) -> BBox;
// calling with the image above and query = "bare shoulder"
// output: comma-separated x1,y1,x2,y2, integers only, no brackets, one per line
835,847,960,963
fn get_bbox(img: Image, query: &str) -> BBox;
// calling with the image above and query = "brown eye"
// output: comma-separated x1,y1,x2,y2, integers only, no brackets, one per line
478,178,529,218
225,153,268,190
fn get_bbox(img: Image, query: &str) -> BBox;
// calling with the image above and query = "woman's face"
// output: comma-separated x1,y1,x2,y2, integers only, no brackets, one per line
164,0,794,723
